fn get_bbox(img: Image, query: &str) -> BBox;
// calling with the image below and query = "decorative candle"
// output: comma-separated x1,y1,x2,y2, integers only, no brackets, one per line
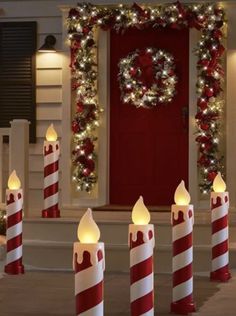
5,170,24,274
42,123,60,218
129,196,155,316
210,172,231,282
73,208,105,316
170,181,195,315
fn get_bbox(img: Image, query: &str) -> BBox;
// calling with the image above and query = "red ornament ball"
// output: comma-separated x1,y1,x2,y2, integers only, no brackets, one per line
82,168,91,177
207,171,217,182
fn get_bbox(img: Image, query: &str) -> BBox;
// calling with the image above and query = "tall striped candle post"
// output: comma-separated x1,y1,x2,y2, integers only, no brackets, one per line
210,172,231,282
129,196,155,316
5,170,24,275
170,181,195,315
73,208,105,316
42,124,60,218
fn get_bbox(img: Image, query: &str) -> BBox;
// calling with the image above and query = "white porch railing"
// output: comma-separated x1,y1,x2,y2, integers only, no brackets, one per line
0,120,29,216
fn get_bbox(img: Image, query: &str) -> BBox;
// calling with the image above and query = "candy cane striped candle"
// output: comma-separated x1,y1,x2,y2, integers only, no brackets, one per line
210,172,231,282
170,181,195,315
42,124,60,218
129,196,155,316
73,209,105,316
4,170,24,275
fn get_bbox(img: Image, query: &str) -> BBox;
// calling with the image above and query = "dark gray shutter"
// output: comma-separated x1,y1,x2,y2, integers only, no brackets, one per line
0,22,37,142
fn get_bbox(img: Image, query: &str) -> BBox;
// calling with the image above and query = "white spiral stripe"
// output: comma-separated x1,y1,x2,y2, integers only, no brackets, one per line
140,309,154,316
212,227,228,247
44,151,59,166
211,203,229,222
173,277,193,302
6,201,23,217
172,247,193,272
130,273,153,302
44,193,59,208
77,301,103,316
44,171,59,188
212,252,229,271
75,261,104,295
130,242,153,267
172,221,192,242
6,245,23,264
6,222,22,240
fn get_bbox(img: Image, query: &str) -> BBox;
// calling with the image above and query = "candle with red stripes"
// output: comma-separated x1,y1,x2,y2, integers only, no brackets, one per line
129,196,155,316
42,124,60,218
73,208,105,316
5,170,24,275
210,172,231,282
170,181,195,315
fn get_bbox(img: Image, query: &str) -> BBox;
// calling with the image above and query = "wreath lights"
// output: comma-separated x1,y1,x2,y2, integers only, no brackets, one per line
67,1,226,194
118,47,177,108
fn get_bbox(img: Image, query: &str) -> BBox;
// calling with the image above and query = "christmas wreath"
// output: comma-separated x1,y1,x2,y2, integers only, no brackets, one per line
118,48,178,108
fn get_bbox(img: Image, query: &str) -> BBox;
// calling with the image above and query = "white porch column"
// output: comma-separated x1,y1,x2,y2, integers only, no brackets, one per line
9,119,29,217
226,3,236,209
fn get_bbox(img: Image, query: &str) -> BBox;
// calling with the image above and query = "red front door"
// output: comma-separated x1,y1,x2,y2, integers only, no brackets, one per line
109,27,189,206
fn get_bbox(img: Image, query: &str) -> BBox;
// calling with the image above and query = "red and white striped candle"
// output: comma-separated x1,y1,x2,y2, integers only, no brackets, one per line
129,196,155,316
210,172,231,282
73,208,105,316
42,124,60,218
170,181,195,315
5,170,24,275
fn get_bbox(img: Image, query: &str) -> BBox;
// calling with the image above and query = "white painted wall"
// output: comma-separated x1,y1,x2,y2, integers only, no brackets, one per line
1,0,236,215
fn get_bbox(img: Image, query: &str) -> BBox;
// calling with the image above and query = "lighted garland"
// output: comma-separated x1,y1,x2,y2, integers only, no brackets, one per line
0,210,6,235
67,1,226,193
118,47,177,108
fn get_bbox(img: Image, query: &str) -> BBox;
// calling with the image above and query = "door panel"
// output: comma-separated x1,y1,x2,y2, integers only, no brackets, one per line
109,27,189,206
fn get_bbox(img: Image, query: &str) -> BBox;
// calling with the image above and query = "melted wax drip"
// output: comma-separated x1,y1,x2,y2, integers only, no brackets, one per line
172,211,185,225
97,249,103,261
211,195,228,209
130,230,153,248
44,144,54,155
74,249,104,273
148,230,153,240
7,192,21,204
75,251,92,272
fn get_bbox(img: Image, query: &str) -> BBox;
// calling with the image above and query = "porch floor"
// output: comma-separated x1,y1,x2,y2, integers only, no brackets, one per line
0,270,235,316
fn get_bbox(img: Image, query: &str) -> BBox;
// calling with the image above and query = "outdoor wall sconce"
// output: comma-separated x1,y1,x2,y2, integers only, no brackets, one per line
38,35,56,52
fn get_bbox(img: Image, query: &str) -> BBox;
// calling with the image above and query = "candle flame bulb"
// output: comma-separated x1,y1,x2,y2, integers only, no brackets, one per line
213,172,226,193
8,170,21,190
46,124,57,141
174,180,191,205
77,208,100,243
132,196,150,225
